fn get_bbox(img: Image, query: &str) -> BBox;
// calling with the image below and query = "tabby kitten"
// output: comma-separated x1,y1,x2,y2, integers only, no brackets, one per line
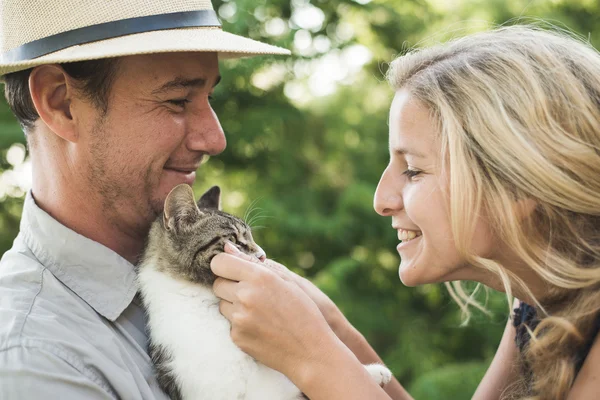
137,184,392,400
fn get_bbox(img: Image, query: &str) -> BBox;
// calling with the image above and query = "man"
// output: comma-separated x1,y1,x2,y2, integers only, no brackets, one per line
0,0,289,398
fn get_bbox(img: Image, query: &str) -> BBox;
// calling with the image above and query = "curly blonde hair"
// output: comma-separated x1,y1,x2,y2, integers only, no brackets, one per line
387,25,600,399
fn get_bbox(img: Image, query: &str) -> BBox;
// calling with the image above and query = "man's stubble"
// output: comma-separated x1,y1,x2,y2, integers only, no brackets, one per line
88,116,162,239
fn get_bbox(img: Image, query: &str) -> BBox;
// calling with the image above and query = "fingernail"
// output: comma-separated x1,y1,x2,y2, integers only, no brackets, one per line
224,241,240,253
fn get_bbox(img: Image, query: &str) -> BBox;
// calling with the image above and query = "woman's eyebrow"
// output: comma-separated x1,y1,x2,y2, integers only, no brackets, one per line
393,146,426,158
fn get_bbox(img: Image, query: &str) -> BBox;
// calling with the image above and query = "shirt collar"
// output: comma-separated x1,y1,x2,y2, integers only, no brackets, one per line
20,191,138,321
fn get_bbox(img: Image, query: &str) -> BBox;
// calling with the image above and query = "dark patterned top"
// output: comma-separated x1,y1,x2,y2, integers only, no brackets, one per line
513,301,600,377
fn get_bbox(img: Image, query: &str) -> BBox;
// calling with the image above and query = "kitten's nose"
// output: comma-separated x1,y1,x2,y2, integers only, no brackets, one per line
255,245,266,262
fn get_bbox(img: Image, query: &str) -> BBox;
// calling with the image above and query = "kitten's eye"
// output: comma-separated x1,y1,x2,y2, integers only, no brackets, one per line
228,235,237,244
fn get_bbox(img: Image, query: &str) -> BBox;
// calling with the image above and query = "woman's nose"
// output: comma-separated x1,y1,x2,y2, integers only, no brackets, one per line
374,165,402,217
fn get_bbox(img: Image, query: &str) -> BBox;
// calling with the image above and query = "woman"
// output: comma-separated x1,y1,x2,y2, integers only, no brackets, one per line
211,25,600,399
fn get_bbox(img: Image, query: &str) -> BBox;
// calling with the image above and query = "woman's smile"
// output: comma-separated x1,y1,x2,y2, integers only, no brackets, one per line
396,231,422,252
396,228,422,241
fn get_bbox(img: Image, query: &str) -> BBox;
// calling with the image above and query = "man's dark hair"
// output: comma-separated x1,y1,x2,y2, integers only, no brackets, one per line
3,58,120,133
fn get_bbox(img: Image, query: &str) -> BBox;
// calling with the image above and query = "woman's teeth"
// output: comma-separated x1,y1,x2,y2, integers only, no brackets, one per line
398,229,422,242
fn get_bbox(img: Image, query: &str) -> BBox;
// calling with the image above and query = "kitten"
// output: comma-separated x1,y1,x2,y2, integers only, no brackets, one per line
137,184,392,400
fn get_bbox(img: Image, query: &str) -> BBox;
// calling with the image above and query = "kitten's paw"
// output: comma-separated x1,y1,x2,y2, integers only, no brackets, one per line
364,363,393,387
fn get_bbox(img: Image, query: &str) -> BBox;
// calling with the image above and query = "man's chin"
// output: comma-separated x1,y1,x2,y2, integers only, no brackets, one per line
155,173,196,207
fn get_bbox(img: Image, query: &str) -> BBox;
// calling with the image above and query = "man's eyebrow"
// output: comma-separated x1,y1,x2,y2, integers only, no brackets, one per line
393,147,426,158
151,75,222,95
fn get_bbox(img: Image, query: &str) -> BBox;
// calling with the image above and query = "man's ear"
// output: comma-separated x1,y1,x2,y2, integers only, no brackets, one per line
163,184,202,232
29,64,78,143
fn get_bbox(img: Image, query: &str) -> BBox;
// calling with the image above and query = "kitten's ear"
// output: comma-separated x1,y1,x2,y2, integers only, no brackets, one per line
197,186,221,210
163,184,201,232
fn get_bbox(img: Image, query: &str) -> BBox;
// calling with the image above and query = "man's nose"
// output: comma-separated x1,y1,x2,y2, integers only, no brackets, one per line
374,165,403,217
185,106,227,156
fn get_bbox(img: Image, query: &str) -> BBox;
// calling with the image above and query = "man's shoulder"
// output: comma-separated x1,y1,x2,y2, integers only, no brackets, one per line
0,235,48,335
0,237,157,400
0,243,119,399
0,239,102,352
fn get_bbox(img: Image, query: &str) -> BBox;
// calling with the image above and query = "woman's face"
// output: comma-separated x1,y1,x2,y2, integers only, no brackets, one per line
374,90,498,286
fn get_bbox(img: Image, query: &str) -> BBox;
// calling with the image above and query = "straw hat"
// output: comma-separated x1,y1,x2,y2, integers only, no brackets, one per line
0,0,291,76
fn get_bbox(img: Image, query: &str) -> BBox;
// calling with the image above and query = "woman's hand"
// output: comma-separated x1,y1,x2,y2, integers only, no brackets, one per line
212,243,411,400
219,243,351,339
210,244,340,383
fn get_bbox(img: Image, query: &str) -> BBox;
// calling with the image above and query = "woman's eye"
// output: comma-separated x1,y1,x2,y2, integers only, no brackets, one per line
402,168,422,179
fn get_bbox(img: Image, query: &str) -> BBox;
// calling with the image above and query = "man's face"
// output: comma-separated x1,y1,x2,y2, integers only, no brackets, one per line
75,52,225,236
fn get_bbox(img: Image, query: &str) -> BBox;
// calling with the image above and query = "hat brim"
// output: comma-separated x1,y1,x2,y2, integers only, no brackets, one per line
0,27,291,76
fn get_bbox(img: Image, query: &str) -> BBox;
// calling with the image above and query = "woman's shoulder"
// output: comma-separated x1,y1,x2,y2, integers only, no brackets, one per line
513,300,600,371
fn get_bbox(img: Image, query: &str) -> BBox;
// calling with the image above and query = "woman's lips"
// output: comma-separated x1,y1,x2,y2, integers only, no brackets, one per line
396,234,422,252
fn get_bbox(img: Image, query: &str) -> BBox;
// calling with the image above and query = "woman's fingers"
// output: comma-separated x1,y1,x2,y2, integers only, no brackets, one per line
222,241,292,282
211,252,256,281
213,277,239,303
262,259,292,279
218,297,235,321
214,249,344,336
224,241,261,263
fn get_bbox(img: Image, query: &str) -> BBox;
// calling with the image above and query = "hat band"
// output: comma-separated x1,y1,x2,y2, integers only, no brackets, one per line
0,10,222,64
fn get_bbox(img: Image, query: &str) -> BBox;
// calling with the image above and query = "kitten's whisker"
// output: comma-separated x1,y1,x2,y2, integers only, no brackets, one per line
248,213,273,228
243,197,264,224
243,202,256,223
243,200,256,223
249,213,273,221
248,211,268,221
243,203,253,223
247,209,267,226
247,207,264,223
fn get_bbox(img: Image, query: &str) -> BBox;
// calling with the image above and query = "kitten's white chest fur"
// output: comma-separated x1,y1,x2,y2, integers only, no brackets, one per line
138,263,303,400
138,260,392,400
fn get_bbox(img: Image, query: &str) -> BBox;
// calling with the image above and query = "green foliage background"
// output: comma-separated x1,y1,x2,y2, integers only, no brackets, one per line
1,0,598,398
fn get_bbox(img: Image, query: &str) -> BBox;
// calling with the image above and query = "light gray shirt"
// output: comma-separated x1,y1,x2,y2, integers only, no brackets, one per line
0,192,170,400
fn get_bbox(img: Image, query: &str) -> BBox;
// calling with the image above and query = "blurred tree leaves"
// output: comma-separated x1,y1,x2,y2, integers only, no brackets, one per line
1,0,598,398
409,362,488,399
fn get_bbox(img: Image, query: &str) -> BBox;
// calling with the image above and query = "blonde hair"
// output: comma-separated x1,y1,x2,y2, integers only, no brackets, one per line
387,25,600,399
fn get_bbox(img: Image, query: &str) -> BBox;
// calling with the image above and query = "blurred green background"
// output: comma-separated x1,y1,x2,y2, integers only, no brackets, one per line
1,0,598,398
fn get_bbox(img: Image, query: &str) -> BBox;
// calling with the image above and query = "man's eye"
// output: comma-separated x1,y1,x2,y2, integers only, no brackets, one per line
402,169,422,179
167,99,190,108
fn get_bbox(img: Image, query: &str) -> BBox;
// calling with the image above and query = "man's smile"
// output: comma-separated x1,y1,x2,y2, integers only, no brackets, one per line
163,167,197,185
